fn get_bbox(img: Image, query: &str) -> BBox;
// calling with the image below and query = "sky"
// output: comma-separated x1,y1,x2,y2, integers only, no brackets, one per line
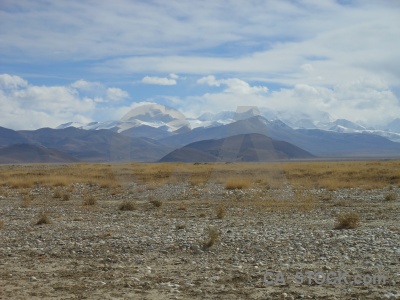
1,0,399,130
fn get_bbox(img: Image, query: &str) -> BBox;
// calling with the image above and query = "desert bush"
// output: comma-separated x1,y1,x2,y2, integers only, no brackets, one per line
202,227,220,249
21,195,32,208
216,204,226,219
176,223,186,230
53,189,62,199
178,203,187,211
149,199,163,208
119,200,137,211
225,178,250,190
0,220,4,229
62,193,70,201
36,212,51,225
82,194,96,206
384,193,397,201
335,212,360,229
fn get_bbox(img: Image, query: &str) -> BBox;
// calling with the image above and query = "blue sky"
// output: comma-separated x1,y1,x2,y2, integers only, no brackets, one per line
1,0,399,129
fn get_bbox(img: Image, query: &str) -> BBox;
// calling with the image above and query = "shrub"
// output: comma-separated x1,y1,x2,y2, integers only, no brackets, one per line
53,189,62,199
36,212,51,225
21,195,32,208
202,227,220,249
384,193,397,201
178,203,187,211
0,220,4,229
216,204,226,219
149,199,162,208
119,200,137,211
62,193,70,201
82,194,96,206
335,212,360,229
225,178,250,190
176,223,186,230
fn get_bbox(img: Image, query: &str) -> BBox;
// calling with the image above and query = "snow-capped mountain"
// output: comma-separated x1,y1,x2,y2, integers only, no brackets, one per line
55,103,400,143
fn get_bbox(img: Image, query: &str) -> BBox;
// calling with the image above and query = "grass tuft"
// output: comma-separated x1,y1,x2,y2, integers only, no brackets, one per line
202,227,220,249
225,178,250,190
384,193,397,201
0,220,4,229
82,194,96,206
149,199,163,208
21,195,32,208
335,212,360,230
118,200,137,211
36,212,51,225
216,204,226,219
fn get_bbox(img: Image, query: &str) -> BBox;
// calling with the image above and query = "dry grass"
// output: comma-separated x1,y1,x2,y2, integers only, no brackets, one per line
335,212,360,229
149,199,163,208
0,220,4,229
118,200,137,211
53,189,62,199
216,204,226,219
20,194,32,208
1,160,399,192
82,194,96,206
36,212,51,225
384,193,397,201
62,193,70,201
225,178,250,190
202,227,220,249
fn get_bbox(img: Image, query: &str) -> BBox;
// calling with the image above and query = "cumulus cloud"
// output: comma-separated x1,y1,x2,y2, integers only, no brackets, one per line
0,74,28,90
142,76,177,86
197,76,268,94
0,74,131,129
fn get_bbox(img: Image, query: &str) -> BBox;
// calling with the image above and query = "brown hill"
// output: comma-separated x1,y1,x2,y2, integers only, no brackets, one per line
159,133,315,162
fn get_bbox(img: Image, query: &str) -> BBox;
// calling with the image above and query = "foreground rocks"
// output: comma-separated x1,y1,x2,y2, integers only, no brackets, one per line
0,180,399,300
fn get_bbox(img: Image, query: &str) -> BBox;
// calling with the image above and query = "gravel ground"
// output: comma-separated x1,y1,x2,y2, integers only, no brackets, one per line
0,180,399,300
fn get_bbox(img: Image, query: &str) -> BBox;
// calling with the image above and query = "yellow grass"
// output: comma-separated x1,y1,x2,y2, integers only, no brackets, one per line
0,160,399,193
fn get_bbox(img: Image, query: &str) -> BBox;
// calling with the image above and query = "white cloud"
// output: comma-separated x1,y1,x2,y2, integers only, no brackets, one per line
0,74,28,90
0,74,130,129
197,76,268,94
169,73,179,80
106,88,129,101
142,76,177,86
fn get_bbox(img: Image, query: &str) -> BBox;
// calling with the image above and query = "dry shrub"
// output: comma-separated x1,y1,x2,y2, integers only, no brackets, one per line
36,212,51,225
62,193,70,201
82,194,96,206
176,223,186,230
0,220,4,229
384,193,397,201
225,178,250,190
178,203,187,211
335,212,360,230
53,189,62,199
202,227,220,249
216,204,226,219
119,200,137,211
149,198,163,208
21,194,32,208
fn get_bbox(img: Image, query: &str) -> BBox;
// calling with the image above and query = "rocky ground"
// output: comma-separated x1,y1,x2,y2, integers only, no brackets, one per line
0,174,399,299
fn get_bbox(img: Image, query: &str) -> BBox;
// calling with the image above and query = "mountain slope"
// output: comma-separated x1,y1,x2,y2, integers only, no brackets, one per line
160,116,400,157
0,144,79,164
0,127,30,146
160,133,315,162
18,127,173,162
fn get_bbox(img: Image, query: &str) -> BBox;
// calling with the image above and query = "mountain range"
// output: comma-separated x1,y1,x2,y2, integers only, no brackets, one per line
1,104,400,163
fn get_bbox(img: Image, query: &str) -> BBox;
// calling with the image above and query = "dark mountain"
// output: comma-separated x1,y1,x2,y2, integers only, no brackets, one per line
159,133,315,162
17,127,173,162
0,144,79,164
160,116,400,157
0,126,30,146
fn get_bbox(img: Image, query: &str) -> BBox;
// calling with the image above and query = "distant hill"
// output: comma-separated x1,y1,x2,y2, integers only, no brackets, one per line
0,144,79,164
160,116,400,157
159,133,315,162
0,126,30,146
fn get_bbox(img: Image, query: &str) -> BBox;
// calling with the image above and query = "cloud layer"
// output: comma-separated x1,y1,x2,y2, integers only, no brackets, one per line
1,1,399,128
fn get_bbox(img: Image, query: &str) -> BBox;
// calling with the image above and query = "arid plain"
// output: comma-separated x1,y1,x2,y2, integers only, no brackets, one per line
0,161,399,299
